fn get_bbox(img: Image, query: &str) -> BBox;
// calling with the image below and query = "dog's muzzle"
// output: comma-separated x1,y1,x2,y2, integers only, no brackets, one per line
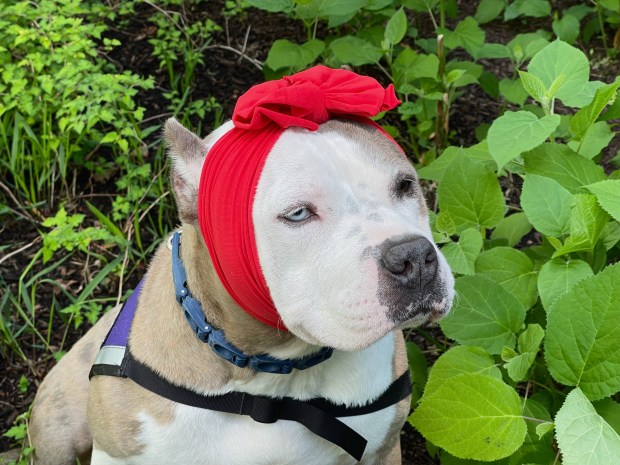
376,235,446,323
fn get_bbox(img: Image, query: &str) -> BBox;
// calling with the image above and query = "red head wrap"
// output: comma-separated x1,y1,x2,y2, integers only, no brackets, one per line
198,65,401,330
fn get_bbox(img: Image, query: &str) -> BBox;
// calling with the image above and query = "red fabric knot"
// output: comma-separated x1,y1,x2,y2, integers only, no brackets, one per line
233,65,400,131
198,65,402,330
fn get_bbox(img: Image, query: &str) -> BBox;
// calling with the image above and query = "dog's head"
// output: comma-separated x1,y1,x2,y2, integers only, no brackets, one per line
166,117,454,351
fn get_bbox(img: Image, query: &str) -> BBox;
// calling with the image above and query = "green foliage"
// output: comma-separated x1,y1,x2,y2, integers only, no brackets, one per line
0,0,153,207
410,39,620,463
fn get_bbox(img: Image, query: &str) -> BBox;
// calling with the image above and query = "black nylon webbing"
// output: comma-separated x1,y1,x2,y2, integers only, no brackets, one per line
93,349,411,462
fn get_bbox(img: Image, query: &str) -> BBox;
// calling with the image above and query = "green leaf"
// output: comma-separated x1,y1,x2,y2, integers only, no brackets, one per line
407,341,428,404
537,258,593,311
527,40,590,108
265,39,324,71
507,33,550,65
523,144,606,192
490,212,532,247
474,0,505,24
586,179,620,221
392,47,439,86
518,323,545,354
505,0,551,19
384,7,407,46
441,17,485,57
536,422,554,439
593,398,620,435
504,352,536,382
440,275,526,354
440,228,483,275
553,193,610,257
245,0,294,13
567,120,614,159
546,263,620,400
329,36,381,66
403,0,440,13
487,111,560,170
552,14,580,44
504,324,545,382
409,373,527,461
424,346,502,396
555,388,620,465
570,81,620,139
498,78,529,106
511,398,555,465
521,174,572,237
475,247,538,310
518,70,547,103
417,146,461,182
437,154,505,233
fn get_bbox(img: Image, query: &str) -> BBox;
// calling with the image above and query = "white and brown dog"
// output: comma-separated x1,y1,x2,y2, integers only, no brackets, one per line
28,76,454,465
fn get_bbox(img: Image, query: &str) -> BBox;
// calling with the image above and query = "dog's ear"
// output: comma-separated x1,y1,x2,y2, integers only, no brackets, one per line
164,118,207,224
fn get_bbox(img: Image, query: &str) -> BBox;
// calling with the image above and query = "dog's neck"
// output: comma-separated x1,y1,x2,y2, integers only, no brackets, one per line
129,225,316,390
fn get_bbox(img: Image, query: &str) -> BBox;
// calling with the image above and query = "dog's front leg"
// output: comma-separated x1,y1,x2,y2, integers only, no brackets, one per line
90,443,128,465
368,438,402,465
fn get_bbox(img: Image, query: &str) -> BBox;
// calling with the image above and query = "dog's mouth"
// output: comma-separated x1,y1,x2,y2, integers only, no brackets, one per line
393,295,452,328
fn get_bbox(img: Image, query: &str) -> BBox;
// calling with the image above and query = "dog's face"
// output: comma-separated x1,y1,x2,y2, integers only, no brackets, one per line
167,118,454,352
252,120,454,351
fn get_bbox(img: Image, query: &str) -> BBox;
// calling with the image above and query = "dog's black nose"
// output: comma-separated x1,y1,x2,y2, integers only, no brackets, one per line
381,236,438,288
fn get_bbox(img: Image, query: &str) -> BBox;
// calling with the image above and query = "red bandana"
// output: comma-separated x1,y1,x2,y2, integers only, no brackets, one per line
197,65,401,330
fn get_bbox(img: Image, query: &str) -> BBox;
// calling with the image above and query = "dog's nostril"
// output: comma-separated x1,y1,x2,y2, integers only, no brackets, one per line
382,236,438,287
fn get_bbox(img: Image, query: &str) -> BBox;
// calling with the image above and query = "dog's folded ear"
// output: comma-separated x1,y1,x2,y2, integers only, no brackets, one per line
164,118,208,225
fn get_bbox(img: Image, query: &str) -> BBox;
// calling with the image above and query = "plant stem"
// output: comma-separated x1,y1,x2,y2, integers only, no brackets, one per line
596,0,611,57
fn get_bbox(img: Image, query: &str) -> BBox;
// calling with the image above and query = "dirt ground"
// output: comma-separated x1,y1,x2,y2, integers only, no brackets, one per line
1,0,618,463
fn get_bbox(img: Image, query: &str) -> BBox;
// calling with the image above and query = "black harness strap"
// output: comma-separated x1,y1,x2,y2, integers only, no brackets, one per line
97,348,411,462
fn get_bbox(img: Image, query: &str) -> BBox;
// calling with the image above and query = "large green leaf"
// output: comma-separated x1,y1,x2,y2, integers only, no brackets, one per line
424,345,502,395
552,14,580,44
553,194,610,257
586,179,620,222
568,120,614,159
527,40,590,108
265,39,324,71
475,0,505,24
487,111,560,170
475,247,538,310
440,228,483,276
437,153,505,233
392,47,439,86
537,258,594,311
521,174,572,237
329,36,381,65
441,17,485,57
523,144,606,192
546,263,620,400
555,388,620,465
440,275,526,354
384,7,407,46
410,373,527,460
570,81,620,139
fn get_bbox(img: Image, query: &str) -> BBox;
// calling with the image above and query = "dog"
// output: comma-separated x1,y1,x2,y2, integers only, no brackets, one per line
27,69,454,465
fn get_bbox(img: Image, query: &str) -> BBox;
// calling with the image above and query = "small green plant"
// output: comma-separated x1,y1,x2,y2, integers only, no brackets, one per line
409,39,620,464
0,0,154,209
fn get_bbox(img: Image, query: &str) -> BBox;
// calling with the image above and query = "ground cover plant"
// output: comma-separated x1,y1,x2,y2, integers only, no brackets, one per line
1,0,619,464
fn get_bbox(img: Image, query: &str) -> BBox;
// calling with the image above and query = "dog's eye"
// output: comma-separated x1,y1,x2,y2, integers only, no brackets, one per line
397,177,417,197
283,206,313,223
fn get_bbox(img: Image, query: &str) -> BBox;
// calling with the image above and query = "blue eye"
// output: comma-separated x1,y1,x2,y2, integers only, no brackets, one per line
284,206,313,222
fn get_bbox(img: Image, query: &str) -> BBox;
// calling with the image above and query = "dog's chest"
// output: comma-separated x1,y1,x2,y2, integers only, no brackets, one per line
130,334,398,465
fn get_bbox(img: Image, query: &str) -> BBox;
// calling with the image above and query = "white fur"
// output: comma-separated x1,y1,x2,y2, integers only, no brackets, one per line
253,124,454,351
91,334,396,465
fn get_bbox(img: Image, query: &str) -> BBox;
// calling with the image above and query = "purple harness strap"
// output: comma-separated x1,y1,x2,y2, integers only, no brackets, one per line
102,279,143,348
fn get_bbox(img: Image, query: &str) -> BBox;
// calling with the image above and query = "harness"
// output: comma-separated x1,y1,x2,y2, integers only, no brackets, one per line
90,232,411,462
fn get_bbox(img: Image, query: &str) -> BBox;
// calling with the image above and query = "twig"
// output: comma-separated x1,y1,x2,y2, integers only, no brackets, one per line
204,45,263,71
0,238,42,266
0,180,40,223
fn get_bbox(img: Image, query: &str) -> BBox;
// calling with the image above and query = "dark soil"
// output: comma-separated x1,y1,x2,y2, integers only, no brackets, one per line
1,0,619,462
